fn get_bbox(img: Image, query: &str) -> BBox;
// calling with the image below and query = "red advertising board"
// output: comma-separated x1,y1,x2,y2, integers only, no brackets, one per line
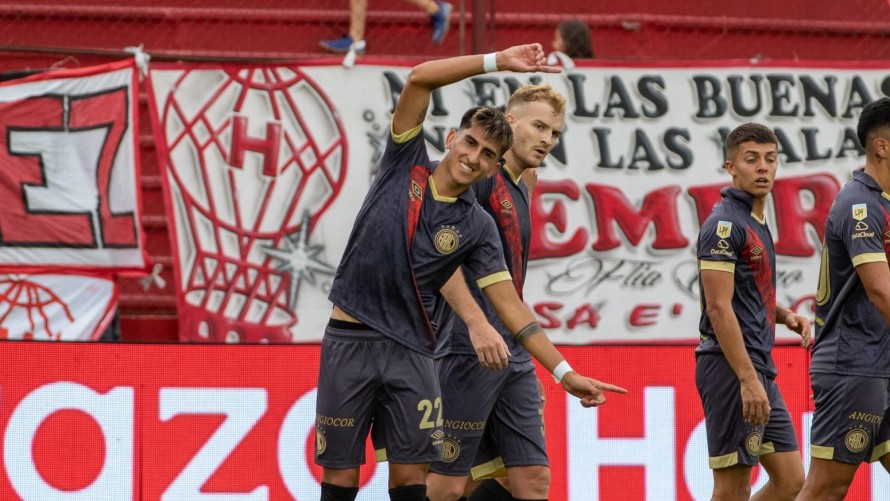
0,343,885,500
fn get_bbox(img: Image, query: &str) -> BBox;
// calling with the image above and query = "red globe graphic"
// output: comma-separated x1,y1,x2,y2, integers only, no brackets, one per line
159,66,347,343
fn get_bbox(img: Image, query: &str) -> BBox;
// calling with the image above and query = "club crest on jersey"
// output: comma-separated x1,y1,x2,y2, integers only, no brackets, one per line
845,427,869,453
745,430,762,456
716,221,732,238
315,428,326,455
435,226,460,254
852,204,867,221
442,435,461,463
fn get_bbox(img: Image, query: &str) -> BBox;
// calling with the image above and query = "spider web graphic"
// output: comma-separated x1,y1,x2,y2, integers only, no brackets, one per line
0,277,74,340
161,65,347,342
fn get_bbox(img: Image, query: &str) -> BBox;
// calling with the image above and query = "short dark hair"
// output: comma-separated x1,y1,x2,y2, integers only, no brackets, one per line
558,20,594,59
725,123,777,158
857,97,890,151
458,106,513,156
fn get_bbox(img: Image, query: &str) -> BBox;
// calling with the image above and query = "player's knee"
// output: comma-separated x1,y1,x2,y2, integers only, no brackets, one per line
712,479,750,501
389,463,429,487
467,479,512,501
780,472,805,499
797,467,854,501
509,465,550,498
320,482,359,501
432,480,470,501
322,468,360,488
524,466,550,491
821,482,855,501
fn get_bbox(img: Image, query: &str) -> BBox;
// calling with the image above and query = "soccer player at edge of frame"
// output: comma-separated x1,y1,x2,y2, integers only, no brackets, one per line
795,98,890,500
426,84,580,501
313,44,627,501
695,123,812,501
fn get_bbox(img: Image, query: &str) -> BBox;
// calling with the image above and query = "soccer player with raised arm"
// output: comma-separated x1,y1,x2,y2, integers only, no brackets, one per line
696,123,811,501
425,85,581,501
314,44,624,501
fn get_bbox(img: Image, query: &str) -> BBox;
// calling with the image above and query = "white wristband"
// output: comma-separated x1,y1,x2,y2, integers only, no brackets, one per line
482,52,499,73
552,360,573,383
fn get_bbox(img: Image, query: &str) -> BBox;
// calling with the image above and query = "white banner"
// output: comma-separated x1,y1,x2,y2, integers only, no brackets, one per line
148,60,880,343
0,60,149,272
0,274,116,341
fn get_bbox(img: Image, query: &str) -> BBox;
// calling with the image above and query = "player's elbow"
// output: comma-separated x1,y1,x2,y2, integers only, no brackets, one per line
705,302,733,324
405,64,437,91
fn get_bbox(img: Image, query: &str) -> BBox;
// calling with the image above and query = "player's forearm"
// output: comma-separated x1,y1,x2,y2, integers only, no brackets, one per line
707,304,759,383
775,303,791,324
440,268,486,330
774,304,792,325
484,281,564,372
394,52,497,134
407,53,496,92
513,322,564,372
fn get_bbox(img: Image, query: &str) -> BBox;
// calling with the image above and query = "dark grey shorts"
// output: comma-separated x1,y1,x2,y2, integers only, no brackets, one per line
696,354,799,469
809,372,890,464
428,355,547,478
314,325,442,468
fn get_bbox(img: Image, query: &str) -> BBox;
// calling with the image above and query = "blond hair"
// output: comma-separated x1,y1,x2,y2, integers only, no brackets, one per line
506,84,566,116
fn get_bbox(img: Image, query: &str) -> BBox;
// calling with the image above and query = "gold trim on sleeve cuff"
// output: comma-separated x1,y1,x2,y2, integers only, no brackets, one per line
852,252,888,267
391,123,423,143
477,271,512,289
699,260,736,273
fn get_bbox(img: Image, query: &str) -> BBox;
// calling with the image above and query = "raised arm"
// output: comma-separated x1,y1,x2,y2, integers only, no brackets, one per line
482,280,627,407
392,44,560,136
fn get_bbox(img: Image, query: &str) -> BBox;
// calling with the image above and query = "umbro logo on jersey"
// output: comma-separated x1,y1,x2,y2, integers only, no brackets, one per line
430,429,445,447
410,180,423,200
500,200,513,212
884,230,890,244
750,245,763,261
